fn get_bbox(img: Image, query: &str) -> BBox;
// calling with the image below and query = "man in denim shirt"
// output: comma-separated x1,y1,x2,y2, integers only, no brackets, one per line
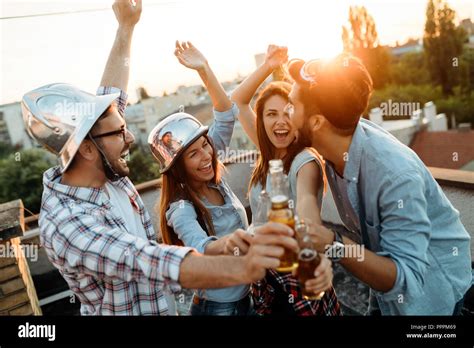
285,55,472,315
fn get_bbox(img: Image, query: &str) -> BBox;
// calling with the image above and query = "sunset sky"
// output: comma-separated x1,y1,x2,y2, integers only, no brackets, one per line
1,0,472,104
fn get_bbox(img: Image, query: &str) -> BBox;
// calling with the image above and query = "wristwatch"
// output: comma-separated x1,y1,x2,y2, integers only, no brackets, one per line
325,229,345,263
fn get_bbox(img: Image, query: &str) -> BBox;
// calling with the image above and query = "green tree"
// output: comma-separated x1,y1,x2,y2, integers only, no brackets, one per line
342,6,391,89
423,0,466,95
0,148,55,214
0,142,16,159
458,47,474,95
127,146,161,184
390,52,431,86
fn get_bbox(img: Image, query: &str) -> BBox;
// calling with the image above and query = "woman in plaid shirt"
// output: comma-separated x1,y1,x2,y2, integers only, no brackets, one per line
230,45,341,316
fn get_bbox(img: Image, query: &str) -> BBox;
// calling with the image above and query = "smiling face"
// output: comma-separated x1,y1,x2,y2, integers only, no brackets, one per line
262,95,296,153
91,108,135,178
181,135,215,185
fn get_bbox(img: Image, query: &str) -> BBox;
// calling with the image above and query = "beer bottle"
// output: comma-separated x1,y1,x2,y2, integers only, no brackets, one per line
247,190,270,236
295,219,324,300
267,159,298,273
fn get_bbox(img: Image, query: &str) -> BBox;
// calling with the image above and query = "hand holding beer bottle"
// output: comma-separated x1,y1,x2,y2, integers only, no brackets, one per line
294,219,325,300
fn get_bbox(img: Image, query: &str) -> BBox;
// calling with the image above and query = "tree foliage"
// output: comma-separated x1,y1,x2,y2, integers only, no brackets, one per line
423,0,466,95
126,145,161,184
0,148,55,214
342,6,391,89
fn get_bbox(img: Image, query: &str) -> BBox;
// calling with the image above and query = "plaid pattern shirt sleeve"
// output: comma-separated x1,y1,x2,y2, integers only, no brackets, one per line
96,86,128,116
40,166,195,315
49,211,193,290
251,275,275,316
251,270,341,316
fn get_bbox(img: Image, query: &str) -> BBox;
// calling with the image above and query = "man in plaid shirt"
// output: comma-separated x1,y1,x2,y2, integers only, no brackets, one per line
22,0,301,315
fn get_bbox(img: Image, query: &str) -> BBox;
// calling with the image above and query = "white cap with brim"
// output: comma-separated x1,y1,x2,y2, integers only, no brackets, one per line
22,83,120,173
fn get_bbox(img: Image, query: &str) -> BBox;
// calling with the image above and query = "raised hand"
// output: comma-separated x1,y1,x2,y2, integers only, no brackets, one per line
264,44,288,70
112,0,142,28
174,41,208,71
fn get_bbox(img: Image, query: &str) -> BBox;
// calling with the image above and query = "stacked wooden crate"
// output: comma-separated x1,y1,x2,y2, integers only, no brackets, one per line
0,199,42,315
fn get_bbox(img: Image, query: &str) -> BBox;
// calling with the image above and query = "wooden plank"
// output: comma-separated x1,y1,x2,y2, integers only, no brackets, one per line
0,290,29,310
0,200,25,241
9,303,34,315
0,264,21,283
11,238,42,315
0,277,25,297
0,255,17,268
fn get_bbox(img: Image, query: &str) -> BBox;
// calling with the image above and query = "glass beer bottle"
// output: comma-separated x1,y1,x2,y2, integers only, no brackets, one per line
295,219,325,300
267,159,298,273
247,190,270,236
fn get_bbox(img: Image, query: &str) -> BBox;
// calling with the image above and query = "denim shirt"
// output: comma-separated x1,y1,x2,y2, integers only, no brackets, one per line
249,149,324,218
165,103,250,302
328,118,472,315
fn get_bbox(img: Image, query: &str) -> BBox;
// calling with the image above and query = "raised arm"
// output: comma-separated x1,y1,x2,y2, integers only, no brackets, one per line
175,41,238,153
174,41,231,112
295,161,323,225
231,45,288,147
100,0,142,92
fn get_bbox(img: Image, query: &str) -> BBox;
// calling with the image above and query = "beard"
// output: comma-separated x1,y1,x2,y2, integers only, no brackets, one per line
296,124,313,148
99,144,130,181
109,157,130,178
89,134,130,181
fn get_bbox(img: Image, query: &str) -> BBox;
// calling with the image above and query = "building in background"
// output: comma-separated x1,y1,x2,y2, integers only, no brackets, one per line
369,101,474,172
0,102,33,149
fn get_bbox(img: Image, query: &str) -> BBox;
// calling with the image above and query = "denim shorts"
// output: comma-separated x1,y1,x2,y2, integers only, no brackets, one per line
190,294,255,316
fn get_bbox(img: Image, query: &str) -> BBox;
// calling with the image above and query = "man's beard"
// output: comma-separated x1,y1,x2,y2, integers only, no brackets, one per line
107,156,130,179
297,125,313,148
90,135,129,181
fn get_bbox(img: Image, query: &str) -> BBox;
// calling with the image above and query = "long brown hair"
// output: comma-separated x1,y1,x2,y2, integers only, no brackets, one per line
158,134,224,246
248,81,306,191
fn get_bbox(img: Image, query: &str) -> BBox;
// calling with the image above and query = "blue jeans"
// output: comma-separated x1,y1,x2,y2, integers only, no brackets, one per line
190,295,255,316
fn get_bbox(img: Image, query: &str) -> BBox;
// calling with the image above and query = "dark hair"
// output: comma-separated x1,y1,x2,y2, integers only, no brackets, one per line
288,54,373,133
158,134,223,246
248,81,305,191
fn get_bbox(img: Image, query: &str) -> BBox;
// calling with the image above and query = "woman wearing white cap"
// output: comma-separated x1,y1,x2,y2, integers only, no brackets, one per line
149,42,334,316
149,42,254,315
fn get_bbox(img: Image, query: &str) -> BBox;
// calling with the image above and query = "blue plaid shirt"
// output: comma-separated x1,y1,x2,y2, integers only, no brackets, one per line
39,86,193,315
